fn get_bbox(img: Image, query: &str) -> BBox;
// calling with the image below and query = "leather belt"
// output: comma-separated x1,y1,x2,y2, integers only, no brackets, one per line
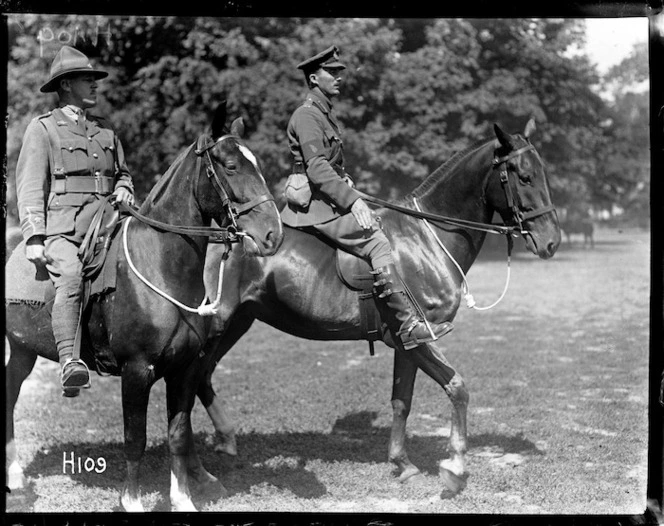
51,175,114,195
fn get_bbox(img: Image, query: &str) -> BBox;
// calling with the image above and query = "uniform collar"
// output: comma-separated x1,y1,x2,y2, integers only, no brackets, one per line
60,104,86,123
308,87,333,114
52,106,101,138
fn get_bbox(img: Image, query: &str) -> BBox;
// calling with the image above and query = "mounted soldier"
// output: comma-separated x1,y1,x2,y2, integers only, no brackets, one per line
281,45,453,350
15,45,135,396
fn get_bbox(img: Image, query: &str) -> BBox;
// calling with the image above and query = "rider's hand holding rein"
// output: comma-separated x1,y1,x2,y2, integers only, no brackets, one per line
351,198,375,231
113,186,134,207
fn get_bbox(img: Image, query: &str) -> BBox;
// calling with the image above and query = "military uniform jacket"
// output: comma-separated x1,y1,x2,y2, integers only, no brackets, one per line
281,88,360,227
15,107,133,244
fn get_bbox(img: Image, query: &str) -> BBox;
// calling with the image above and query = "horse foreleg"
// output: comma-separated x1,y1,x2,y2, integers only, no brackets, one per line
167,361,224,511
5,339,38,490
197,313,255,456
389,348,422,483
120,360,154,512
414,342,469,497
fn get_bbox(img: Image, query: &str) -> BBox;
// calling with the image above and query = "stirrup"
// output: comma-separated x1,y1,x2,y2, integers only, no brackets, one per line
398,321,454,350
61,358,91,390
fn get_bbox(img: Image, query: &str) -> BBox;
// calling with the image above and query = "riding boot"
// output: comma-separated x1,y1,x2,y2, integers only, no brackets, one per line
52,288,90,396
372,264,453,350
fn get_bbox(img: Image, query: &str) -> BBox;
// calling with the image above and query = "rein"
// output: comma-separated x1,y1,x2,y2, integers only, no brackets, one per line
358,191,517,236
120,133,274,316
361,141,554,310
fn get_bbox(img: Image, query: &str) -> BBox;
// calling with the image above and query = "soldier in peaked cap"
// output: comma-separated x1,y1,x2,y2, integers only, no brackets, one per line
281,45,453,351
15,45,135,396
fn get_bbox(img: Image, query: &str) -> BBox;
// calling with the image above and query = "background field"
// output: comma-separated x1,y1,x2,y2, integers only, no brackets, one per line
6,227,651,515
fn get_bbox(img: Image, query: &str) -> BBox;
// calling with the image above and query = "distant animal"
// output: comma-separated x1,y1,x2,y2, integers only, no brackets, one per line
561,217,594,248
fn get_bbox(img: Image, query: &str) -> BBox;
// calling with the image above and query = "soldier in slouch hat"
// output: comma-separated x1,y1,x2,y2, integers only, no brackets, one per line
282,45,453,350
16,45,135,396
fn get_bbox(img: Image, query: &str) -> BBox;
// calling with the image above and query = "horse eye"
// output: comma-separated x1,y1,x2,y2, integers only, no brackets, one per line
225,161,237,172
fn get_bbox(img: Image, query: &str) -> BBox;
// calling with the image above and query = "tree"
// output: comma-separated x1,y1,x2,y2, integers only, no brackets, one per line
6,15,639,227
591,42,649,224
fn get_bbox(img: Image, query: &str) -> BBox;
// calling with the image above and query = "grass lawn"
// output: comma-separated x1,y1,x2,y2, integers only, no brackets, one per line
6,227,651,515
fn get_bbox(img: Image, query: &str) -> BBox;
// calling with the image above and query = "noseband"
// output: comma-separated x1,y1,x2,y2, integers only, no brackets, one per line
195,134,275,231
487,142,556,234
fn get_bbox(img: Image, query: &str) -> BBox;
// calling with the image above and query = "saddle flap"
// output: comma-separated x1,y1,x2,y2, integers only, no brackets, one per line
335,249,374,292
79,200,121,280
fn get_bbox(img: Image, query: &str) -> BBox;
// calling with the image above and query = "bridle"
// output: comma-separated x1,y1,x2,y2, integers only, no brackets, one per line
486,142,557,235
359,140,556,237
118,134,275,243
194,134,275,233
119,133,276,316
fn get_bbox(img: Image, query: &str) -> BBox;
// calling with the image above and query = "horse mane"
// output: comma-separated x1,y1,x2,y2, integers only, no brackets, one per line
141,143,198,210
408,137,494,200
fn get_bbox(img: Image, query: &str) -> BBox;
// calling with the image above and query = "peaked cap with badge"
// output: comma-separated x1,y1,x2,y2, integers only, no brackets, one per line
297,45,347,75
40,45,108,93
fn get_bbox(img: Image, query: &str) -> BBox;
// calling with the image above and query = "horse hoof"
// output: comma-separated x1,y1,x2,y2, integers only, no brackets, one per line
7,463,26,490
214,441,237,456
171,499,197,512
399,467,424,484
439,468,468,498
189,469,218,487
119,494,145,512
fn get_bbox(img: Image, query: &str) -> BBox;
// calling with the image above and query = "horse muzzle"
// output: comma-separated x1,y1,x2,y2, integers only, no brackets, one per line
523,230,560,259
240,228,283,257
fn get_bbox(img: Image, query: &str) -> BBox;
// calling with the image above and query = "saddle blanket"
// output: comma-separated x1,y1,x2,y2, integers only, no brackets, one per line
5,236,121,306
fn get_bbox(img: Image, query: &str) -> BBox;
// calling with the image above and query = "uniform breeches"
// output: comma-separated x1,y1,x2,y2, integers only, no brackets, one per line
44,236,83,355
313,213,394,269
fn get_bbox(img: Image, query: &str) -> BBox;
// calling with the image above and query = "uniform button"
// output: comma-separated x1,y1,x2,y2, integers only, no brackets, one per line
95,171,101,176
93,153,99,158
88,137,93,141
68,147,74,152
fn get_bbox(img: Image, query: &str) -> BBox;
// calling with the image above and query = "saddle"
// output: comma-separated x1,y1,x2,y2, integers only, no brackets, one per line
335,250,385,355
5,201,125,374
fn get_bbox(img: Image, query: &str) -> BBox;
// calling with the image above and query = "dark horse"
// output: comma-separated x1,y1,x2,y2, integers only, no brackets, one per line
196,120,560,497
5,104,284,511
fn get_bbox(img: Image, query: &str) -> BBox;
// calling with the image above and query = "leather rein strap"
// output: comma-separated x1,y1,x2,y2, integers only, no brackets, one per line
359,143,555,236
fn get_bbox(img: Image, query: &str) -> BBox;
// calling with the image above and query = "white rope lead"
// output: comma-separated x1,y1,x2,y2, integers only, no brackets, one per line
122,217,225,316
412,197,511,311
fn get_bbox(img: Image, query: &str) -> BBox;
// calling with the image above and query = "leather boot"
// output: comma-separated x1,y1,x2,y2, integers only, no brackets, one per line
52,292,90,396
372,264,453,350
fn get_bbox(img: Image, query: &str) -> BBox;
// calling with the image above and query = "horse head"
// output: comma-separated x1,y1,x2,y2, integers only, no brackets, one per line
197,102,284,257
488,120,561,259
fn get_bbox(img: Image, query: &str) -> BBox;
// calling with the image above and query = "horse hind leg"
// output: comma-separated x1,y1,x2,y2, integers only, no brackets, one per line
5,337,38,490
412,342,469,498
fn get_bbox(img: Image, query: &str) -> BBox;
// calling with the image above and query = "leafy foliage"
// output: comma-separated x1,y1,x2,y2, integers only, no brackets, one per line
6,16,649,224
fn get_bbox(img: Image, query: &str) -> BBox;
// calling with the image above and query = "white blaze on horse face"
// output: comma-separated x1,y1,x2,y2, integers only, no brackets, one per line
237,144,267,184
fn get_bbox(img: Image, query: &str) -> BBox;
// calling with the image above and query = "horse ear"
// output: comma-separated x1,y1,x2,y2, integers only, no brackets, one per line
230,117,245,138
524,118,536,139
211,101,228,139
494,123,514,150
